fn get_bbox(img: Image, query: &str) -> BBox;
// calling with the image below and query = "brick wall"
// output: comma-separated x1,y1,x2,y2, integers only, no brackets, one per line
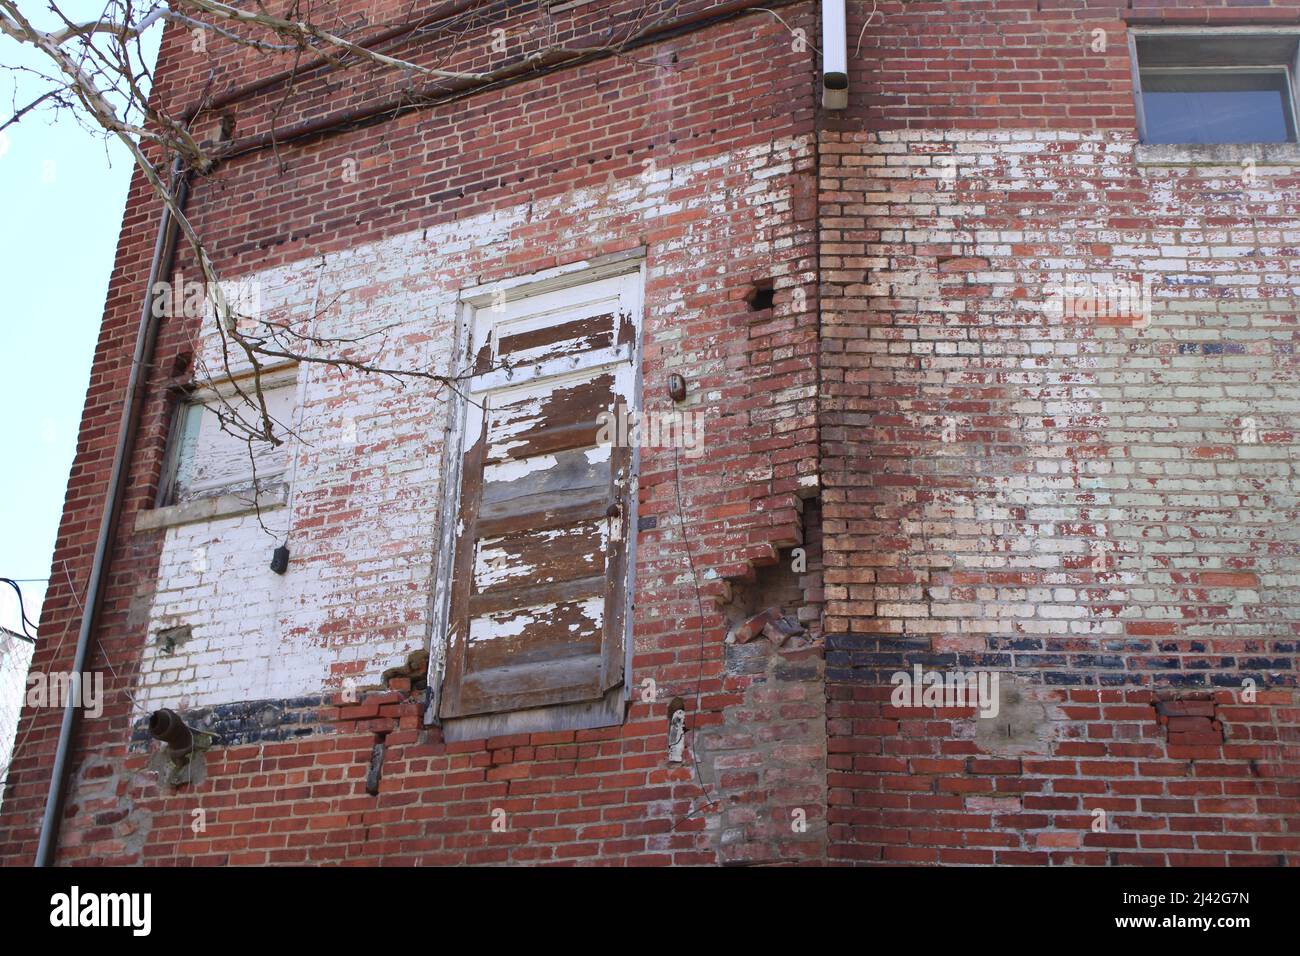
821,1,1300,865
0,2,826,866
3,0,1298,868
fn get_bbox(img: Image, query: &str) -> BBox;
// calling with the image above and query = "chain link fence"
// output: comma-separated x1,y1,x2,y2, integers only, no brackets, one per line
0,627,36,810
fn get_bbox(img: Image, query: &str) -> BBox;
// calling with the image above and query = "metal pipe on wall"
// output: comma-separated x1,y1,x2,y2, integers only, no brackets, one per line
35,160,191,867
821,0,848,109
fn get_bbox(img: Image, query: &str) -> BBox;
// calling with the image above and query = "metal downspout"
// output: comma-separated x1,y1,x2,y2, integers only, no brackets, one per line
35,158,190,866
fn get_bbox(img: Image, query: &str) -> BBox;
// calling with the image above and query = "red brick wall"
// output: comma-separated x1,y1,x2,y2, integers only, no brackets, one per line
4,0,1298,869
0,1,825,866
822,1,1300,865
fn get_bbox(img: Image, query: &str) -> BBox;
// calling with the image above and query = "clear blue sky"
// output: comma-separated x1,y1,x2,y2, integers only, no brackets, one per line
0,5,161,635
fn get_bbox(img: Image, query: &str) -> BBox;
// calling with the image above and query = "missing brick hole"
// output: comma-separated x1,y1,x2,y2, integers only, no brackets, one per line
667,697,686,763
723,559,810,649
381,648,429,693
218,113,235,143
721,499,821,651
745,280,776,312
156,624,192,655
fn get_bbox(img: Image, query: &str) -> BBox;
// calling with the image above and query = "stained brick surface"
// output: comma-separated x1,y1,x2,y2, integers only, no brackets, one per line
2,0,1297,867
0,3,824,866
821,1,1300,866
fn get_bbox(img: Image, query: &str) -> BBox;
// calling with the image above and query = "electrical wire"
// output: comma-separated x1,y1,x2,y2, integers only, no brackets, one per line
669,442,720,826
0,578,39,641
280,253,328,548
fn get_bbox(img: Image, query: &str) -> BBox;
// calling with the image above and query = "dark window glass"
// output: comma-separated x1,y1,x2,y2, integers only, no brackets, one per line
1141,70,1295,144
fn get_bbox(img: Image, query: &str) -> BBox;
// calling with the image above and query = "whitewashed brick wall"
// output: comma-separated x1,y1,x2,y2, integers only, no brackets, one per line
136,134,812,710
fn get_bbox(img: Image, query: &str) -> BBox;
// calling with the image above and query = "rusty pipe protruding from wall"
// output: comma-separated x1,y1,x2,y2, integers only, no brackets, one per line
148,708,195,759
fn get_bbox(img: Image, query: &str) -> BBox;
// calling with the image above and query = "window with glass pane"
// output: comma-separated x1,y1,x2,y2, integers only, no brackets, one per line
1141,69,1295,144
163,376,295,505
1133,32,1300,146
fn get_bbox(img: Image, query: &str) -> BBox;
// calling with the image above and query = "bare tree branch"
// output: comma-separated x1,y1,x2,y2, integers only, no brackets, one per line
2,0,677,463
0,85,70,130
176,0,489,80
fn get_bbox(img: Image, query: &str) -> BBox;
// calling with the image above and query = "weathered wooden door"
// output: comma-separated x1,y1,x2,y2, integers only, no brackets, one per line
439,269,642,721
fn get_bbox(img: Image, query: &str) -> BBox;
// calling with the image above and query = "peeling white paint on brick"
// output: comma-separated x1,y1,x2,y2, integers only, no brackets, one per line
823,128,1300,646
136,134,811,710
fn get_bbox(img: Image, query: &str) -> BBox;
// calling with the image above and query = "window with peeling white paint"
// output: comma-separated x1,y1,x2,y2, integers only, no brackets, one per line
433,262,643,735
163,370,297,505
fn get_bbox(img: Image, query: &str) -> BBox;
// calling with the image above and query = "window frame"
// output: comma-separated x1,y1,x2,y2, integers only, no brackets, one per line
425,249,646,740
156,362,299,509
1129,27,1300,146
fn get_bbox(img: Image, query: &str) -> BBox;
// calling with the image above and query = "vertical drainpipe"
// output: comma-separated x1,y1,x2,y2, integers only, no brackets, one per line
35,158,190,866
822,0,848,110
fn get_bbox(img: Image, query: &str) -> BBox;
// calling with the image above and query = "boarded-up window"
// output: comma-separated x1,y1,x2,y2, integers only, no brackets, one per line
163,368,296,505
438,269,641,723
